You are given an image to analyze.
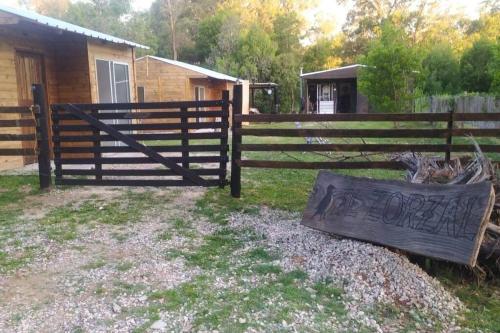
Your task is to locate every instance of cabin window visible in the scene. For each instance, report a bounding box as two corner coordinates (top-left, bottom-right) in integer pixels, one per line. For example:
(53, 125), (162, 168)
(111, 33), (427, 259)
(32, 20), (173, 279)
(96, 59), (131, 146)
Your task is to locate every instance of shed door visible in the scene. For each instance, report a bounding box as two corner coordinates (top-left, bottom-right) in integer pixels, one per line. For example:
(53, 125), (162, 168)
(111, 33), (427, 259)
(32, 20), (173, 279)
(96, 60), (131, 146)
(15, 51), (46, 164)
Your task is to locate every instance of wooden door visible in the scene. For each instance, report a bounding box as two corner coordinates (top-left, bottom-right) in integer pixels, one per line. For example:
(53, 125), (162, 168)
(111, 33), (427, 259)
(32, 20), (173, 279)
(15, 51), (46, 164)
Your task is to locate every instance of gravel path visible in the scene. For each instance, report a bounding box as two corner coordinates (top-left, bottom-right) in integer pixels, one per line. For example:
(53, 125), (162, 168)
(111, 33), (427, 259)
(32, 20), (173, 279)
(230, 208), (464, 332)
(0, 186), (212, 332)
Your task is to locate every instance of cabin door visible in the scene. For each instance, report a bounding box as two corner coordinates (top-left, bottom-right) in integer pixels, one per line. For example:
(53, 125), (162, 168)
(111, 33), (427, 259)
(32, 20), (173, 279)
(96, 60), (131, 147)
(194, 86), (206, 123)
(15, 51), (46, 164)
(317, 83), (335, 114)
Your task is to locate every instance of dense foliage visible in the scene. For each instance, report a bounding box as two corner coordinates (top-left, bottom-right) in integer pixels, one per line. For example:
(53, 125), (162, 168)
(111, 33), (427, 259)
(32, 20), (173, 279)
(24, 0), (500, 113)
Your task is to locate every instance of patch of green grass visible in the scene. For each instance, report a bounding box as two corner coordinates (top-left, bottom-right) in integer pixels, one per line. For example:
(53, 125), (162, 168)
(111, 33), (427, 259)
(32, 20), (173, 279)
(0, 248), (36, 273)
(157, 230), (172, 241)
(195, 187), (260, 225)
(113, 281), (146, 295)
(163, 248), (185, 260)
(116, 261), (134, 272)
(81, 258), (107, 270)
(39, 190), (167, 242)
(437, 272), (500, 333)
(245, 247), (277, 261)
(141, 269), (346, 332)
(0, 175), (40, 263)
(95, 283), (106, 295)
(184, 228), (244, 270)
(253, 264), (282, 275)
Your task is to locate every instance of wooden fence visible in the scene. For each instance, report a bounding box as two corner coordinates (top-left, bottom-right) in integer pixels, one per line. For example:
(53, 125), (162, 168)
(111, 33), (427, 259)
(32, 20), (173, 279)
(0, 84), (51, 189)
(51, 91), (230, 187)
(230, 86), (500, 197)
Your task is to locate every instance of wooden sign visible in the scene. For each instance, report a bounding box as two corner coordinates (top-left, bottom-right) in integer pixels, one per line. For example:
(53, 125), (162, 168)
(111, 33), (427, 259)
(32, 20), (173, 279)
(302, 171), (495, 266)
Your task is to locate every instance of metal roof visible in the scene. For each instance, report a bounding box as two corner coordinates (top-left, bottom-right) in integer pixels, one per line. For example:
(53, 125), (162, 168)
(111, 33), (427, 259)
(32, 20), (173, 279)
(0, 4), (148, 49)
(301, 64), (365, 80)
(139, 56), (239, 82)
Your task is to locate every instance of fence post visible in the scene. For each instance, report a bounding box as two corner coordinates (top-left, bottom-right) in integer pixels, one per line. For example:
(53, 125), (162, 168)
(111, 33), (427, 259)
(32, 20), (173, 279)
(445, 100), (455, 164)
(180, 106), (189, 183)
(231, 84), (243, 198)
(32, 84), (51, 190)
(219, 90), (230, 188)
(91, 108), (102, 181)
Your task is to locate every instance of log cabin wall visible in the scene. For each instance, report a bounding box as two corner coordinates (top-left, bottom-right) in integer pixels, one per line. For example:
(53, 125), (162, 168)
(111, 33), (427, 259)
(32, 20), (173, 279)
(0, 11), (140, 170)
(87, 40), (137, 104)
(135, 57), (236, 126)
(0, 17), (61, 170)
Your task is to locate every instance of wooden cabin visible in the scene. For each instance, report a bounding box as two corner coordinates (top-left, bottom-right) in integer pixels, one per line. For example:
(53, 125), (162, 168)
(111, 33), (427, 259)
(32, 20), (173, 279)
(135, 56), (249, 123)
(0, 5), (147, 170)
(301, 65), (370, 114)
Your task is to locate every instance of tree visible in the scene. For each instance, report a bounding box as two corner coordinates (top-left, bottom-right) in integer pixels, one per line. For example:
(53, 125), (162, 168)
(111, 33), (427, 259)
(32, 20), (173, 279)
(421, 44), (460, 95)
(22, 0), (69, 17)
(358, 23), (421, 113)
(235, 25), (277, 82)
(62, 0), (132, 36)
(157, 0), (188, 60)
(194, 11), (228, 64)
(460, 39), (495, 93)
(338, 0), (441, 62)
(490, 40), (500, 95)
(302, 37), (344, 73)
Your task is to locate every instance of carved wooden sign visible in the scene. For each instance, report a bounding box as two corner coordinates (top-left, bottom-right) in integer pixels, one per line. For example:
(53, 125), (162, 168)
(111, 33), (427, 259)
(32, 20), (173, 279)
(302, 171), (495, 266)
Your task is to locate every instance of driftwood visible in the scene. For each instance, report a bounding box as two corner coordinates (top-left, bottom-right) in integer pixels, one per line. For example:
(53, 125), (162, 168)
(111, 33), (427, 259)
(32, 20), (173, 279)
(393, 139), (500, 268)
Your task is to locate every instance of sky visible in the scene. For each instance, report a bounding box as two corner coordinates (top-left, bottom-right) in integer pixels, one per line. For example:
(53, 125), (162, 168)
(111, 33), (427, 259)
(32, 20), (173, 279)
(0, 0), (484, 26)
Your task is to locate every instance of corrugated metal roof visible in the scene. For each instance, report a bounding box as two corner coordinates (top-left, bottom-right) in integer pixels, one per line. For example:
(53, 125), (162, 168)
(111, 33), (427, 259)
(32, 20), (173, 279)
(0, 4), (148, 49)
(301, 64), (365, 80)
(139, 55), (239, 82)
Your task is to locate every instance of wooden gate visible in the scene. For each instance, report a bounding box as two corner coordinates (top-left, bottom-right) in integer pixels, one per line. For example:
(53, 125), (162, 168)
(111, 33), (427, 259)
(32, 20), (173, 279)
(51, 91), (230, 187)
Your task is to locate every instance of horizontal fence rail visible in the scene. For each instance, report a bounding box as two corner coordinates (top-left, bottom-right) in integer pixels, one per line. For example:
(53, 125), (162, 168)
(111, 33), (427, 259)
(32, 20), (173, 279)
(51, 91), (230, 188)
(0, 85), (52, 189)
(0, 106), (37, 156)
(230, 107), (500, 198)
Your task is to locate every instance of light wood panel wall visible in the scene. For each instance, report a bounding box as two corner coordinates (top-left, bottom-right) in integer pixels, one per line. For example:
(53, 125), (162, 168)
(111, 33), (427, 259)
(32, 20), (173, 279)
(87, 40), (137, 103)
(0, 14), (139, 169)
(0, 17), (61, 170)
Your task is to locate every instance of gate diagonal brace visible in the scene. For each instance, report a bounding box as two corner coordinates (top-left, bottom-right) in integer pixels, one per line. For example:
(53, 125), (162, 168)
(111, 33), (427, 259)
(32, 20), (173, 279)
(64, 104), (208, 186)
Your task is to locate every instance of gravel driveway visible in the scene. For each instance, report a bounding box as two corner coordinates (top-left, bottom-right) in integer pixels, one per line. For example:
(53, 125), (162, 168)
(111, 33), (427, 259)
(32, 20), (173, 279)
(0, 182), (466, 332)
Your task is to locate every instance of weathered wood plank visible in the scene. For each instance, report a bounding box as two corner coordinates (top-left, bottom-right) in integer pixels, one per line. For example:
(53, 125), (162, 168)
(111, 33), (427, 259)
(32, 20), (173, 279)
(0, 119), (36, 127)
(238, 160), (406, 170)
(56, 156), (226, 165)
(236, 128), (448, 138)
(0, 106), (32, 114)
(54, 121), (223, 132)
(54, 110), (227, 120)
(56, 178), (222, 187)
(0, 134), (36, 141)
(302, 171), (495, 266)
(56, 144), (228, 154)
(58, 168), (223, 177)
(238, 144), (500, 153)
(0, 148), (36, 156)
(54, 132), (224, 143)
(235, 113), (450, 123)
(51, 100), (224, 111)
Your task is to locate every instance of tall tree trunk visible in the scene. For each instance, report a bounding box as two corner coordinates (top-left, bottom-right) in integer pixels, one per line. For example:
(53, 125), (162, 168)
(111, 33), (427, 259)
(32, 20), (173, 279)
(166, 0), (178, 60)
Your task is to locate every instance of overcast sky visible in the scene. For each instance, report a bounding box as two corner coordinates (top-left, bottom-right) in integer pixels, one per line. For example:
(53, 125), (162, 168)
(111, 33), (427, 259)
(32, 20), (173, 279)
(1, 0), (484, 27)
